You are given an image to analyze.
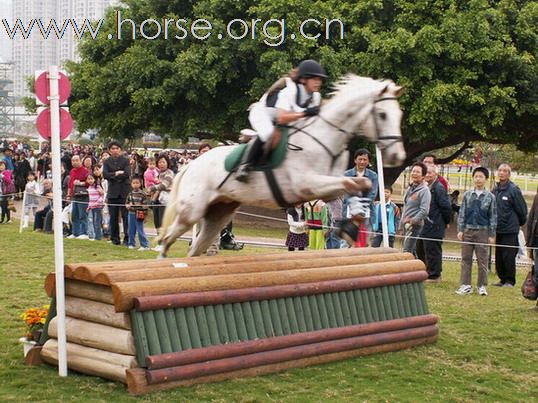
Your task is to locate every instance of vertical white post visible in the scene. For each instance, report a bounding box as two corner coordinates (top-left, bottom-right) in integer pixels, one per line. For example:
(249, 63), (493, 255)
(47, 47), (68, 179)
(375, 146), (389, 248)
(19, 190), (27, 233)
(48, 65), (67, 377)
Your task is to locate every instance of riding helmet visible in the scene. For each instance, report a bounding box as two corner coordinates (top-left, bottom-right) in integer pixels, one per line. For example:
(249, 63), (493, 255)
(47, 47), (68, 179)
(297, 60), (328, 79)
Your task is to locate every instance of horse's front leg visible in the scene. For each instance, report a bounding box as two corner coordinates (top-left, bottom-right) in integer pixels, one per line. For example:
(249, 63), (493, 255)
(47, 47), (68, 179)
(292, 174), (372, 201)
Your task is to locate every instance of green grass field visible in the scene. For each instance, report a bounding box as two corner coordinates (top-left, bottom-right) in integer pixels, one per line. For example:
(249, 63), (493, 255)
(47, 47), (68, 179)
(1, 221), (537, 402)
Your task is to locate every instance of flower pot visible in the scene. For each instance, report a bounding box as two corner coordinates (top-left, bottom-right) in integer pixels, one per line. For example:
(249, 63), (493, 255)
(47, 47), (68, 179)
(19, 337), (37, 357)
(32, 329), (43, 343)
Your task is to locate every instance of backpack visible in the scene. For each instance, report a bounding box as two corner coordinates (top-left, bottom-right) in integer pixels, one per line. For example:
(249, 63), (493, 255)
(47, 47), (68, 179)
(521, 266), (538, 300)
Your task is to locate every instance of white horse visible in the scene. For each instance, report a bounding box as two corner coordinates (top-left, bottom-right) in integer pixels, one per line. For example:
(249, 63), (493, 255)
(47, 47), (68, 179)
(158, 75), (406, 257)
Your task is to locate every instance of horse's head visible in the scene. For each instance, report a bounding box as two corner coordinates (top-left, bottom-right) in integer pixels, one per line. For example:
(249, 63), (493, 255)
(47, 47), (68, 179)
(324, 75), (406, 167)
(360, 81), (406, 167)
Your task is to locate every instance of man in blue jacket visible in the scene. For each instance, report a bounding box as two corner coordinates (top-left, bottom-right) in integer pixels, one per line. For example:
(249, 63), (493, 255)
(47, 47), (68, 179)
(492, 164), (528, 286)
(343, 149), (378, 246)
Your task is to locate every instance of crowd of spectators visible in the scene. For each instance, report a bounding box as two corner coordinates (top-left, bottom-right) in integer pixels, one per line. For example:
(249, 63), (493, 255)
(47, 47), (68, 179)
(0, 139), (203, 251)
(284, 152), (534, 299)
(1, 138), (536, 294)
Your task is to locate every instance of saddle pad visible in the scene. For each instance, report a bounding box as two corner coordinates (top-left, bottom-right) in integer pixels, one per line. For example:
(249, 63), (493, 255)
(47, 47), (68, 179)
(224, 128), (288, 172)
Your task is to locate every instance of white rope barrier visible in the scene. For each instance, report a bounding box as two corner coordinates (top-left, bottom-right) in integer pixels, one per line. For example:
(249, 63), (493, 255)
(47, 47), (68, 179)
(5, 190), (537, 254)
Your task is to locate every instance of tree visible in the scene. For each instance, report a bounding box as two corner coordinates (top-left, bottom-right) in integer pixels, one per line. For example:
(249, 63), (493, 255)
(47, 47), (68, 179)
(69, 0), (538, 181)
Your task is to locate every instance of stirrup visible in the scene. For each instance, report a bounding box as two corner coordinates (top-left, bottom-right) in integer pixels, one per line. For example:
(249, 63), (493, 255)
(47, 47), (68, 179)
(235, 164), (251, 182)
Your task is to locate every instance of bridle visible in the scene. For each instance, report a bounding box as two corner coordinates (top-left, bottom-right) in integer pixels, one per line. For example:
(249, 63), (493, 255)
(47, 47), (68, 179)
(287, 96), (403, 170)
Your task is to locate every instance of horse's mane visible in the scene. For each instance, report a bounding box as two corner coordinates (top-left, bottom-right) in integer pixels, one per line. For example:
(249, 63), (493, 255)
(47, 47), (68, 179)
(327, 74), (386, 104)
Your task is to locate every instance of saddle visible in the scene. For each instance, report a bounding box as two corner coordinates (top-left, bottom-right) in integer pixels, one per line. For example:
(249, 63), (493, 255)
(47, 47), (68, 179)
(224, 127), (289, 173)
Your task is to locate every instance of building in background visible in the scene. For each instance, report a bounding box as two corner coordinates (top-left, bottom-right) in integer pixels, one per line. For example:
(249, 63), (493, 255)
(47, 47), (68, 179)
(11, 0), (117, 98)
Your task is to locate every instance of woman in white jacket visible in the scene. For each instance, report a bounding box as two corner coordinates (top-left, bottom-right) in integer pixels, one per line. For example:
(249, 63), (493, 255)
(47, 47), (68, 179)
(286, 205), (308, 251)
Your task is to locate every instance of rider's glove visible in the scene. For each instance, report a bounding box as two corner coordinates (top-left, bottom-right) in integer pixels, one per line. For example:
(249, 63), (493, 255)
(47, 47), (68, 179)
(304, 106), (320, 117)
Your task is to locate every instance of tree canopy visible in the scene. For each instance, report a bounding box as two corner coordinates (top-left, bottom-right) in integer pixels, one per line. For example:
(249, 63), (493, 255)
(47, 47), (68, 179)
(69, 0), (538, 168)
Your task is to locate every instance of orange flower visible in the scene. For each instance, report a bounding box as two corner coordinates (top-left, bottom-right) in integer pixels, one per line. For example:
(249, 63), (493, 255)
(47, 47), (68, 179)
(21, 305), (49, 339)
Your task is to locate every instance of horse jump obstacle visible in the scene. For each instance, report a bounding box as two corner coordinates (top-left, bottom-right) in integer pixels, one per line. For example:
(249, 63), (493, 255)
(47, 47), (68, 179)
(39, 248), (439, 395)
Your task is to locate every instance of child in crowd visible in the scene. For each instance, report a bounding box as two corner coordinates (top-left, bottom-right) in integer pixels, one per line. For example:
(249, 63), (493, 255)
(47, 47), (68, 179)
(92, 164), (109, 238)
(23, 171), (40, 227)
(456, 167), (497, 296)
(286, 204), (308, 251)
(371, 186), (400, 248)
(125, 176), (150, 251)
(86, 174), (104, 241)
(304, 200), (329, 250)
(0, 160), (14, 223)
(143, 158), (160, 202)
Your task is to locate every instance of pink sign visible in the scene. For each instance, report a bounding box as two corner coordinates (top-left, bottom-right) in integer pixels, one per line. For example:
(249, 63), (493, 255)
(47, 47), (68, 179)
(35, 71), (72, 105)
(36, 108), (74, 141)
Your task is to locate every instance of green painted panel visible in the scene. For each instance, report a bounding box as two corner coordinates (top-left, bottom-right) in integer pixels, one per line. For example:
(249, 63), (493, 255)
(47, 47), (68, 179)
(331, 293), (345, 327)
(260, 300), (275, 337)
(132, 281), (432, 359)
(300, 295), (314, 331)
(316, 294), (330, 329)
(293, 296), (307, 333)
(277, 298), (291, 335)
(204, 305), (221, 345)
(251, 300), (267, 338)
(164, 309), (182, 351)
(380, 287), (393, 320)
(285, 297), (300, 334)
(308, 295), (323, 330)
(130, 309), (149, 367)
(359, 289), (374, 323)
(154, 310), (172, 353)
(406, 283), (419, 317)
(153, 309), (173, 353)
(185, 307), (202, 348)
(242, 302), (258, 339)
(268, 299), (284, 336)
(323, 293), (338, 328)
(142, 310), (162, 355)
(338, 292), (352, 326)
(400, 283), (412, 316)
(175, 308), (192, 349)
(345, 290), (361, 324)
(214, 304), (230, 343)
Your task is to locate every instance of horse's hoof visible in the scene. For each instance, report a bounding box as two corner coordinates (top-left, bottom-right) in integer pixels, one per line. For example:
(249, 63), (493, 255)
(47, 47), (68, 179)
(157, 253), (166, 260)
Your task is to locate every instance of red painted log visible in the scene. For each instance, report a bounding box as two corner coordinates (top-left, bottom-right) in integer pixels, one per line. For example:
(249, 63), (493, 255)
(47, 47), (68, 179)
(134, 271), (428, 311)
(147, 314), (438, 370)
(146, 324), (439, 384)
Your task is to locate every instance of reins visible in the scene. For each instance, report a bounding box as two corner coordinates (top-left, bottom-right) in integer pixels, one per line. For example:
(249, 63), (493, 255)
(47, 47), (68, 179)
(287, 95), (403, 171)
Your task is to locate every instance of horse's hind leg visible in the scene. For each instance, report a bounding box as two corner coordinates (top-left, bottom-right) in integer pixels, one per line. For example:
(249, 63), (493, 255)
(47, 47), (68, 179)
(188, 201), (240, 257)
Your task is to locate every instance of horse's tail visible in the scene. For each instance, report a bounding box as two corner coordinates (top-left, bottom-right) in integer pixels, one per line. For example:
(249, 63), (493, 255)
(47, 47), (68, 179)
(157, 167), (186, 244)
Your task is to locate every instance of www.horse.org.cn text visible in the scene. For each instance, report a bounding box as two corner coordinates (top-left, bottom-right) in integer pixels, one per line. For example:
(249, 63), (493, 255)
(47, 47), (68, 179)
(2, 10), (346, 47)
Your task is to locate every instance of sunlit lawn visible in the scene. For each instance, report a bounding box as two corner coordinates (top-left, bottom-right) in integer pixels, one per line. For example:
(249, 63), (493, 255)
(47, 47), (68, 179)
(1, 220), (537, 402)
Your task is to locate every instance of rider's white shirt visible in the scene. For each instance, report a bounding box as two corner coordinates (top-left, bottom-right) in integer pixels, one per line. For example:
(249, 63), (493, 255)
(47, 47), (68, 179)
(249, 78), (322, 141)
(274, 78), (321, 112)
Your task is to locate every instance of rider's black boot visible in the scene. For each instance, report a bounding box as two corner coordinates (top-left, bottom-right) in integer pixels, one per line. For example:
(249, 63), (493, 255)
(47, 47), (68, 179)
(235, 137), (264, 182)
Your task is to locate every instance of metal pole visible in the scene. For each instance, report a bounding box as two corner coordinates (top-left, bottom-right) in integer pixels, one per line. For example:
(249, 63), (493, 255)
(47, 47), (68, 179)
(48, 65), (67, 376)
(375, 146), (389, 247)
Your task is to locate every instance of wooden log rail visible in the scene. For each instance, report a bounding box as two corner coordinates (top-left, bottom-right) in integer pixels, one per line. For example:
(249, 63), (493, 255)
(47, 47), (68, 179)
(65, 247), (398, 282)
(127, 336), (437, 395)
(96, 252), (414, 286)
(146, 324), (438, 384)
(134, 271), (428, 311)
(146, 314), (437, 369)
(41, 339), (137, 383)
(113, 260), (425, 312)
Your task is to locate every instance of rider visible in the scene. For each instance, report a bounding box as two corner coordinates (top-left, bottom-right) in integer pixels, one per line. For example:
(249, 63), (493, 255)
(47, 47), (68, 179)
(235, 59), (328, 182)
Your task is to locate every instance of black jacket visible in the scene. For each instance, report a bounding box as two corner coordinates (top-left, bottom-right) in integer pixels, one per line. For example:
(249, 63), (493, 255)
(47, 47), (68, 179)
(421, 179), (452, 239)
(492, 180), (527, 234)
(525, 193), (538, 247)
(103, 156), (131, 200)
